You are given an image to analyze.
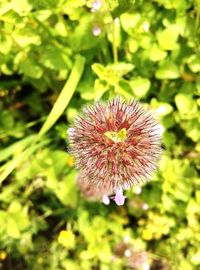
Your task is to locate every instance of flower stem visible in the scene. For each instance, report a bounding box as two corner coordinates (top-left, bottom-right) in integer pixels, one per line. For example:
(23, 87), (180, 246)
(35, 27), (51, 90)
(112, 18), (118, 63)
(195, 0), (200, 32)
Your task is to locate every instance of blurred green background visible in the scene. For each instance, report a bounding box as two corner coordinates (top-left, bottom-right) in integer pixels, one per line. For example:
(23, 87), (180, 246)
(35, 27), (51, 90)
(0, 0), (200, 269)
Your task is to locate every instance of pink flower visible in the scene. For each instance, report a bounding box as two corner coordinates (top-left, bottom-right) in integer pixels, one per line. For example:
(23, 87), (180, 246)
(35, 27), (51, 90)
(68, 97), (162, 205)
(92, 26), (101, 36)
(91, 0), (102, 12)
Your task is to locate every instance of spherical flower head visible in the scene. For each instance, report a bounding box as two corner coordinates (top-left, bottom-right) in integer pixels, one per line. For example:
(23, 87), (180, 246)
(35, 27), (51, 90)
(68, 97), (162, 205)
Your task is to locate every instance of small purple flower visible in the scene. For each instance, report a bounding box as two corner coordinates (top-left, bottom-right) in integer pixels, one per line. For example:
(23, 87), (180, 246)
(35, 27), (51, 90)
(91, 0), (102, 12)
(92, 26), (101, 36)
(110, 187), (126, 205)
(68, 97), (162, 205)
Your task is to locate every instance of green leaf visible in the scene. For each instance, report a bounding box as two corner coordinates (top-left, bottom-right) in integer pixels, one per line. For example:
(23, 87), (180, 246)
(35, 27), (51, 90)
(175, 93), (197, 114)
(6, 217), (21, 239)
(40, 46), (71, 70)
(185, 119), (200, 142)
(55, 171), (77, 207)
(11, 0), (32, 14)
(155, 61), (180, 79)
(108, 0), (135, 18)
(120, 12), (140, 35)
(191, 251), (200, 265)
(0, 138), (49, 184)
(97, 241), (112, 263)
(155, 104), (173, 116)
(68, 15), (99, 51)
(92, 62), (134, 86)
(149, 43), (167, 62)
(0, 9), (21, 24)
(0, 2), (14, 16)
(8, 201), (30, 231)
(130, 77), (151, 98)
(151, 98), (173, 116)
(12, 28), (41, 47)
(187, 54), (200, 73)
(110, 62), (135, 77)
(157, 25), (180, 51)
(0, 37), (12, 54)
(66, 107), (78, 123)
(20, 58), (43, 79)
(116, 79), (133, 98)
(33, 9), (52, 21)
(162, 131), (176, 148)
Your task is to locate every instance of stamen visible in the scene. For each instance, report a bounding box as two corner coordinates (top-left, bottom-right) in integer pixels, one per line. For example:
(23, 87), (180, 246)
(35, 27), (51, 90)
(104, 128), (127, 143)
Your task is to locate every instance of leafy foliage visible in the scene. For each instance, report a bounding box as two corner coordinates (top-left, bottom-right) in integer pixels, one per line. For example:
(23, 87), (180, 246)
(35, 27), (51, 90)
(0, 0), (200, 269)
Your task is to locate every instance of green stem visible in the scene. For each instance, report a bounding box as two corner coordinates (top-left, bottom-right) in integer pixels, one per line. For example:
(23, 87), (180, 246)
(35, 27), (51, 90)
(112, 19), (118, 63)
(195, 0), (200, 32)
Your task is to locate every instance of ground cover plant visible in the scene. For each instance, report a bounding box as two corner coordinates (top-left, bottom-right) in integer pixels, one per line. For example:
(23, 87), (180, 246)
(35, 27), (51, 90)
(0, 0), (200, 269)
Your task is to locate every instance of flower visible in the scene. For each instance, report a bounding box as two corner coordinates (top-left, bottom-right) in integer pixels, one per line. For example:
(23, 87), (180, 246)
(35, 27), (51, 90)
(92, 25), (101, 36)
(91, 0), (102, 12)
(68, 97), (162, 205)
(114, 241), (131, 258)
(127, 250), (150, 270)
(58, 230), (75, 249)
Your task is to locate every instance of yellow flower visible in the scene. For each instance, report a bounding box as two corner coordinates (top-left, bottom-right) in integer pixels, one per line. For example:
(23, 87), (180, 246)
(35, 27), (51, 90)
(142, 229), (153, 241)
(0, 251), (7, 260)
(58, 230), (75, 249)
(66, 155), (74, 167)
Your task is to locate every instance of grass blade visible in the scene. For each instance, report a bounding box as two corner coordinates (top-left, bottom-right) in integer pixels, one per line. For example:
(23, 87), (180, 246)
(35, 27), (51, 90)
(0, 139), (50, 184)
(38, 55), (85, 138)
(0, 134), (36, 163)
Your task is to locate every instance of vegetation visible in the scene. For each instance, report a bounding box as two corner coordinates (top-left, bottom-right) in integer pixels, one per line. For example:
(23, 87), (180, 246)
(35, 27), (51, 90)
(0, 0), (200, 269)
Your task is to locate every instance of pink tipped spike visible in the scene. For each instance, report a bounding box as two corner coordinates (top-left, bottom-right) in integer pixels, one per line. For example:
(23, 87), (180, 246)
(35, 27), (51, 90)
(102, 194), (110, 205)
(114, 188), (126, 206)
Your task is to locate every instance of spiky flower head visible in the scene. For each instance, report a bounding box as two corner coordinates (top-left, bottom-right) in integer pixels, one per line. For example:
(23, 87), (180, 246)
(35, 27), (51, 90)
(68, 97), (162, 205)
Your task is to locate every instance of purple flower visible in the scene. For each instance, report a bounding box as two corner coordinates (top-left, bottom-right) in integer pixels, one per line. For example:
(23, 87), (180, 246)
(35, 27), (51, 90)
(91, 0), (102, 12)
(68, 97), (162, 205)
(92, 26), (101, 36)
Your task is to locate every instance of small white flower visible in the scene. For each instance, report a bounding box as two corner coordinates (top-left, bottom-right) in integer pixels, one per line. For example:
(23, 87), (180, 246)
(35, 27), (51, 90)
(102, 194), (110, 205)
(143, 262), (150, 270)
(135, 186), (142, 194)
(91, 0), (102, 12)
(143, 22), (149, 32)
(124, 235), (130, 243)
(125, 249), (132, 257)
(92, 26), (101, 36)
(142, 203), (149, 210)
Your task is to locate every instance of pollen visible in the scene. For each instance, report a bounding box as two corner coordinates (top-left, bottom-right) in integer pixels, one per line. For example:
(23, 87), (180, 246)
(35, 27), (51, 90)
(104, 128), (127, 143)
